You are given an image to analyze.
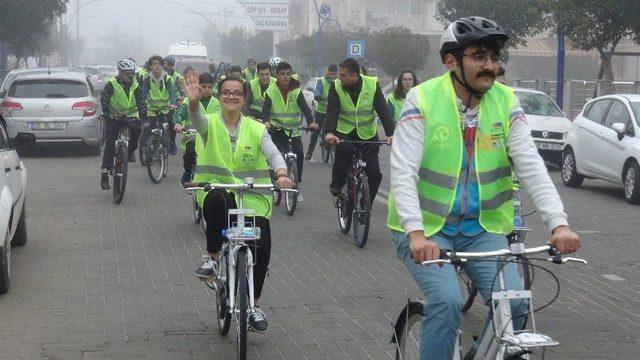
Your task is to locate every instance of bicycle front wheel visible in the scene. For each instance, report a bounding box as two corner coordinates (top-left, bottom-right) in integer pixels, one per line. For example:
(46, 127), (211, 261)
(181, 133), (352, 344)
(337, 190), (352, 234)
(393, 301), (424, 360)
(321, 141), (330, 163)
(284, 158), (298, 215)
(235, 249), (248, 360)
(139, 130), (149, 166)
(146, 135), (165, 184)
(458, 267), (478, 313)
(112, 145), (128, 204)
(215, 256), (231, 335)
(352, 175), (371, 248)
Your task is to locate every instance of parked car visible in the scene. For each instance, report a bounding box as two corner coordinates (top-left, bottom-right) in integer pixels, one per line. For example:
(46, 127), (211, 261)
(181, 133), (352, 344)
(79, 65), (107, 94)
(562, 94), (640, 204)
(0, 67), (76, 99)
(302, 77), (319, 111)
(0, 114), (29, 294)
(0, 71), (102, 154)
(514, 88), (572, 166)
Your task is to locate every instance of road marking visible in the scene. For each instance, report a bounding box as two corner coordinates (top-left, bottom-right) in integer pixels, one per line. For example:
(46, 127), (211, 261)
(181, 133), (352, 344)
(576, 230), (601, 234)
(375, 195), (387, 204)
(375, 188), (389, 204)
(602, 274), (626, 281)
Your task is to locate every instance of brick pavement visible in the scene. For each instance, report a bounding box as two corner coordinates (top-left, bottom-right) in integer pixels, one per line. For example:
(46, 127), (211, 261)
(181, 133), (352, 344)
(0, 140), (638, 359)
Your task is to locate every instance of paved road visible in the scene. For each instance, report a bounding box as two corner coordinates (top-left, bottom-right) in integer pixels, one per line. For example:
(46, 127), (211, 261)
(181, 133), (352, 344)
(0, 136), (638, 359)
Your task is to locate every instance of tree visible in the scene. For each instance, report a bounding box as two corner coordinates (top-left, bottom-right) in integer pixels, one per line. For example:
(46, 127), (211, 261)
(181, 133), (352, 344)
(547, 0), (640, 93)
(437, 0), (547, 47)
(371, 26), (428, 77)
(0, 0), (68, 67)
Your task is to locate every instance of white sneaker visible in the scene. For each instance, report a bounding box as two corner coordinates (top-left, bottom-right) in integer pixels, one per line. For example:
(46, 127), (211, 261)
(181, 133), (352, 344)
(194, 255), (218, 279)
(297, 190), (303, 202)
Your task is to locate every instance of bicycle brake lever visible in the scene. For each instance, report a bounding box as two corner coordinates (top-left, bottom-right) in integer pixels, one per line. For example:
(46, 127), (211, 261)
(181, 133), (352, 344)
(546, 257), (588, 265)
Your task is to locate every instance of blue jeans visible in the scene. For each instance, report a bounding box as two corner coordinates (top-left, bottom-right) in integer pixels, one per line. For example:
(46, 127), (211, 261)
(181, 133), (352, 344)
(391, 230), (528, 360)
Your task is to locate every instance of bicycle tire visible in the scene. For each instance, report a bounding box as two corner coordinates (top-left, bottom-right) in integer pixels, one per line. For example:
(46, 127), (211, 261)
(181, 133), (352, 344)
(393, 301), (424, 360)
(112, 145), (128, 204)
(352, 174), (371, 248)
(192, 194), (202, 224)
(146, 135), (165, 184)
(161, 129), (169, 178)
(337, 188), (352, 234)
(458, 267), (478, 313)
(284, 158), (298, 215)
(236, 249), (248, 360)
(321, 142), (330, 163)
(139, 130), (149, 166)
(216, 256), (231, 336)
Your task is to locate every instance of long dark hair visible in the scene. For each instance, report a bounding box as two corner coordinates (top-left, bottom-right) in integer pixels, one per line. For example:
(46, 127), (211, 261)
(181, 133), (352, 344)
(393, 69), (418, 100)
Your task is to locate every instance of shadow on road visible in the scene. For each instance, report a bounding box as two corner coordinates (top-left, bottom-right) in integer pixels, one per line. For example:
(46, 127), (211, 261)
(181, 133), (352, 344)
(16, 144), (101, 159)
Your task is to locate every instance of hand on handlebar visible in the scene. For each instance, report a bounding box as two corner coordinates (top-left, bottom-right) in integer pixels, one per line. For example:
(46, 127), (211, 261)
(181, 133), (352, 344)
(174, 124), (184, 133)
(263, 121), (271, 130)
(275, 176), (294, 189)
(308, 122), (320, 131)
(386, 136), (393, 146)
(548, 225), (581, 254)
(408, 231), (442, 265)
(325, 133), (339, 145)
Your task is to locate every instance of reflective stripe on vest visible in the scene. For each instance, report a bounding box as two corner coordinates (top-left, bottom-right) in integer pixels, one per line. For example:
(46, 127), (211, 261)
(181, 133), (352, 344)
(193, 113), (272, 218)
(387, 93), (404, 123)
(265, 84), (301, 129)
(387, 72), (515, 236)
(335, 75), (378, 139)
(249, 77), (275, 112)
(108, 77), (139, 119)
(315, 77), (330, 114)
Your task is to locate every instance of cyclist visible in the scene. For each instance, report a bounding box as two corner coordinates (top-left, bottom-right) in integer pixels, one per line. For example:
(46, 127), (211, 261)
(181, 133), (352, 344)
(386, 17), (582, 360)
(140, 55), (179, 155)
(186, 73), (294, 332)
(387, 69), (418, 124)
(174, 72), (220, 185)
(244, 61), (275, 119)
(262, 61), (318, 202)
(325, 58), (394, 206)
(99, 59), (147, 190)
(305, 64), (338, 160)
(243, 58), (257, 82)
(164, 55), (187, 102)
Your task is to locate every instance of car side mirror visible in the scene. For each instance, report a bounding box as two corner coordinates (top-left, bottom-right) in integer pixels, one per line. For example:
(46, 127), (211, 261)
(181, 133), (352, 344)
(612, 122), (626, 134)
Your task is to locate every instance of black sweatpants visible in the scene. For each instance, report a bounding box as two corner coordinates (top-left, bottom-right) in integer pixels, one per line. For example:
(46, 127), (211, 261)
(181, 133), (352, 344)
(203, 189), (271, 299)
(306, 111), (326, 157)
(329, 132), (382, 203)
(183, 140), (196, 171)
(270, 129), (305, 183)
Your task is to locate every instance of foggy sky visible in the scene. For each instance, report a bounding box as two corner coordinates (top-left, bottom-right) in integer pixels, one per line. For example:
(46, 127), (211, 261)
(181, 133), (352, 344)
(69, 0), (254, 64)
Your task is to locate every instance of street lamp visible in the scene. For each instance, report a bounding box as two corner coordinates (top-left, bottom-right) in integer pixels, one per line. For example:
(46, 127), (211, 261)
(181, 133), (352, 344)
(66, 0), (104, 41)
(312, 1), (343, 76)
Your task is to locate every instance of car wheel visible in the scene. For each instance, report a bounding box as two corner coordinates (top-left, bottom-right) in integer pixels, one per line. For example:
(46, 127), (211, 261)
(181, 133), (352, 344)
(0, 243), (10, 294)
(623, 161), (640, 204)
(562, 149), (584, 188)
(87, 143), (101, 156)
(11, 205), (27, 247)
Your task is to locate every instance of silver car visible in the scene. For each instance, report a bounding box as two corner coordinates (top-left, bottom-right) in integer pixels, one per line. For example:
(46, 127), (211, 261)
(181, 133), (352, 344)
(0, 71), (102, 154)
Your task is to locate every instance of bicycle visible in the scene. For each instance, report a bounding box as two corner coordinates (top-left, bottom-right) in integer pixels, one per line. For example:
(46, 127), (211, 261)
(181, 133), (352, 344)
(143, 116), (170, 184)
(181, 128), (202, 225)
(111, 117), (137, 204)
(335, 140), (387, 248)
(391, 244), (587, 360)
(185, 178), (296, 360)
(460, 180), (533, 314)
(270, 126), (313, 216)
(320, 128), (335, 164)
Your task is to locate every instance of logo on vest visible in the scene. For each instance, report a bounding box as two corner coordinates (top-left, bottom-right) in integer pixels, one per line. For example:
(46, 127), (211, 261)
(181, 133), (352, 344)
(431, 125), (452, 149)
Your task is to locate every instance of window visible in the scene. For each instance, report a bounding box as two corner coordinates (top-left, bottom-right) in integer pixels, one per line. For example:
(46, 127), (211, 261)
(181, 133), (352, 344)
(603, 101), (631, 129)
(584, 99), (611, 124)
(8, 79), (89, 99)
(515, 92), (563, 117)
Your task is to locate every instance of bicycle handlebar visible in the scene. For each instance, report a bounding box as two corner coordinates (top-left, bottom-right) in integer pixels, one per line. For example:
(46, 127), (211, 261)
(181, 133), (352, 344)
(420, 245), (587, 266)
(183, 181), (298, 194)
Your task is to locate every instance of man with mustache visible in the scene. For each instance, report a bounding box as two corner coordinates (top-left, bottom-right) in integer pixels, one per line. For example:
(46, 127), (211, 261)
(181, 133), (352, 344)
(387, 17), (581, 359)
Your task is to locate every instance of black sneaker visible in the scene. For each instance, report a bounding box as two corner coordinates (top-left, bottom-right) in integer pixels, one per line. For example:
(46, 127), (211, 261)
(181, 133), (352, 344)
(248, 307), (268, 333)
(100, 171), (110, 190)
(128, 153), (136, 163)
(304, 153), (312, 161)
(194, 255), (218, 279)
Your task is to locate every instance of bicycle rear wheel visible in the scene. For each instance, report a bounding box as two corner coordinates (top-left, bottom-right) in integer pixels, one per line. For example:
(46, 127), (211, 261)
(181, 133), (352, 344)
(337, 189), (352, 234)
(112, 145), (128, 204)
(235, 249), (248, 360)
(146, 135), (165, 183)
(284, 158), (298, 215)
(393, 301), (424, 360)
(352, 175), (371, 248)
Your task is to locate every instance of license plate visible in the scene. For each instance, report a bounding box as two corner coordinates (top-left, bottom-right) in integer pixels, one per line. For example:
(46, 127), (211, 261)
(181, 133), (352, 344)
(28, 122), (66, 130)
(535, 141), (563, 151)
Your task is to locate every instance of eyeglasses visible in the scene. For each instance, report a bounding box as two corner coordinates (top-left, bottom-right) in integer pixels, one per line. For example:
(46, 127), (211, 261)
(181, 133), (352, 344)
(220, 89), (244, 98)
(463, 53), (503, 65)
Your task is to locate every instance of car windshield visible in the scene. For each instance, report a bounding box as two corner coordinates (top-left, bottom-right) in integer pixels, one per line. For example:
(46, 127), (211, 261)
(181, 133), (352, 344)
(176, 61), (213, 75)
(82, 67), (101, 75)
(628, 102), (640, 122)
(515, 91), (563, 117)
(9, 79), (88, 98)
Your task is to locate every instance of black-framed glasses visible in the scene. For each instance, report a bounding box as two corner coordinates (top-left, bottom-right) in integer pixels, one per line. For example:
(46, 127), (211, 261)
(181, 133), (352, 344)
(463, 53), (503, 65)
(220, 89), (244, 98)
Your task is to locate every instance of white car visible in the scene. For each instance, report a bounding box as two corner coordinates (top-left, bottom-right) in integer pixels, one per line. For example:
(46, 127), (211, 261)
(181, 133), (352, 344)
(562, 94), (640, 204)
(514, 88), (572, 166)
(302, 77), (319, 112)
(0, 115), (29, 294)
